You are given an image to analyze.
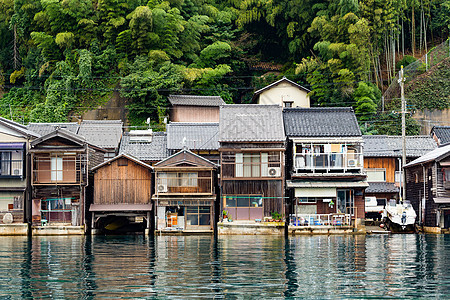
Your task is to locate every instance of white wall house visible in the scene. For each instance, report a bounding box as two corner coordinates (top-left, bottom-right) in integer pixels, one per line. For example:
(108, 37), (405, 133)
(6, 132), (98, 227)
(252, 77), (310, 108)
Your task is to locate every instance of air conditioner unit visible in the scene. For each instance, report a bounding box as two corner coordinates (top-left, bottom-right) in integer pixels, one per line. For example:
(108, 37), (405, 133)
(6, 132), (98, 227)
(347, 159), (357, 167)
(157, 184), (168, 193)
(13, 169), (21, 176)
(267, 167), (281, 177)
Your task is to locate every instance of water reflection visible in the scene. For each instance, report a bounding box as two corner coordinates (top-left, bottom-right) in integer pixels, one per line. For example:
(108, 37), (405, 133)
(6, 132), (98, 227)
(0, 234), (448, 298)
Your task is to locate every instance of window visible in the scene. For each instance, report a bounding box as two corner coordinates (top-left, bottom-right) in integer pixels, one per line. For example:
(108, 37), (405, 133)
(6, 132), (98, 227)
(186, 206), (210, 226)
(284, 101), (293, 108)
(297, 197), (318, 203)
(0, 150), (23, 176)
(51, 157), (63, 181)
(235, 153), (269, 178)
(225, 195), (263, 208)
(366, 169), (386, 182)
(159, 172), (198, 187)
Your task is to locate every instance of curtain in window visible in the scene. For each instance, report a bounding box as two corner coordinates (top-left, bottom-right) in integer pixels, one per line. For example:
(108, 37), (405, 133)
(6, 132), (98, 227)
(1, 152), (11, 175)
(235, 153), (243, 177)
(51, 157), (63, 181)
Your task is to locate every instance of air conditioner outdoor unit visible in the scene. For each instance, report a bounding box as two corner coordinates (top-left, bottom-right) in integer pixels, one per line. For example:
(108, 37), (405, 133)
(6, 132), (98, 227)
(267, 167), (281, 177)
(157, 184), (168, 193)
(13, 169), (21, 175)
(347, 159), (357, 167)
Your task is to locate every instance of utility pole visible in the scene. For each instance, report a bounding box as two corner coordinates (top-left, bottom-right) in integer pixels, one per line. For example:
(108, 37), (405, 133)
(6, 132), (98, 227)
(398, 66), (406, 202)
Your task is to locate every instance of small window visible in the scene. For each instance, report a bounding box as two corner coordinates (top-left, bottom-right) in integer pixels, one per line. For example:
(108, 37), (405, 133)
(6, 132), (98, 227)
(284, 101), (293, 108)
(366, 169), (386, 182)
(297, 197), (317, 203)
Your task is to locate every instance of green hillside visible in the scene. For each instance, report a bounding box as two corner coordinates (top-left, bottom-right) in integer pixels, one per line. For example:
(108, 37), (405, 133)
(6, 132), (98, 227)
(0, 0), (449, 131)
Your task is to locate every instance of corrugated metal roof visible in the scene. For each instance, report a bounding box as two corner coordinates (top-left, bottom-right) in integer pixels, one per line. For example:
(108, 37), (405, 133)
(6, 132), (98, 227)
(286, 180), (369, 188)
(219, 104), (285, 142)
(167, 122), (219, 150)
(78, 120), (123, 149)
(431, 126), (450, 145)
(283, 107), (361, 137)
(404, 143), (450, 168)
(27, 122), (79, 136)
(363, 135), (437, 158)
(366, 182), (399, 193)
(90, 204), (152, 211)
(119, 131), (169, 162)
(0, 117), (40, 138)
(168, 95), (225, 107)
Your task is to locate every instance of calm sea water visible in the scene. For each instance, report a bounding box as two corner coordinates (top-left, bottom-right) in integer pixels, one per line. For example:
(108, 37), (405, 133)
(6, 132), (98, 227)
(0, 234), (449, 299)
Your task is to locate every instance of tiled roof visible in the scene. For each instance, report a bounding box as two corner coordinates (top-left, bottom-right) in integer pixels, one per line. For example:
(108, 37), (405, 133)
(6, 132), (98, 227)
(431, 126), (450, 145)
(404, 143), (450, 168)
(92, 153), (153, 171)
(283, 107), (361, 137)
(168, 95), (225, 107)
(78, 120), (123, 149)
(167, 123), (219, 150)
(363, 135), (437, 158)
(366, 182), (399, 193)
(27, 122), (80, 136)
(119, 131), (169, 162)
(252, 77), (310, 101)
(219, 105), (285, 142)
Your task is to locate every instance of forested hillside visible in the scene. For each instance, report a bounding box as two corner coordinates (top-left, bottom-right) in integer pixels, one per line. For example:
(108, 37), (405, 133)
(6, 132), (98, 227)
(0, 0), (449, 132)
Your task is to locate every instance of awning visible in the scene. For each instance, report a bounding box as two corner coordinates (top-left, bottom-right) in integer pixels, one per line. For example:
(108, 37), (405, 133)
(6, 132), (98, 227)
(295, 187), (336, 198)
(433, 198), (450, 204)
(287, 180), (369, 188)
(0, 142), (25, 150)
(89, 204), (152, 212)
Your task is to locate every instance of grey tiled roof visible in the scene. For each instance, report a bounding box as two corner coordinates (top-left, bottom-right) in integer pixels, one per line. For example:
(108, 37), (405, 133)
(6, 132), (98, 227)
(283, 107), (361, 137)
(366, 182), (399, 193)
(78, 120), (123, 149)
(219, 105), (285, 142)
(119, 131), (169, 162)
(168, 95), (225, 107)
(431, 126), (450, 145)
(167, 123), (219, 150)
(27, 122), (80, 136)
(363, 135), (437, 158)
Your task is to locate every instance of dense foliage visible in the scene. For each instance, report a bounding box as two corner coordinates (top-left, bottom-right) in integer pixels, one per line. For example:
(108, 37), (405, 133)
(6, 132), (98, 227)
(0, 0), (448, 132)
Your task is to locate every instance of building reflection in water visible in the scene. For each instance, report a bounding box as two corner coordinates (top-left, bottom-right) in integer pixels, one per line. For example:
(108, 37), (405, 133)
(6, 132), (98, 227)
(0, 234), (447, 298)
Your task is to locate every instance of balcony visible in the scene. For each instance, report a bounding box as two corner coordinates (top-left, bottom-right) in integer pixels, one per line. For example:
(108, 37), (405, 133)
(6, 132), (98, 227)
(293, 152), (363, 174)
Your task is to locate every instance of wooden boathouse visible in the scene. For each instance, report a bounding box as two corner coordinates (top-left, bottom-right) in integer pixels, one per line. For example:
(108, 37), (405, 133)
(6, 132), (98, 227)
(90, 153), (153, 234)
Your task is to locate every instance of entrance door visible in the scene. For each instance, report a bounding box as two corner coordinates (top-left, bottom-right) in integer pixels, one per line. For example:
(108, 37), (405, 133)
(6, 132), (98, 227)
(337, 190), (353, 215)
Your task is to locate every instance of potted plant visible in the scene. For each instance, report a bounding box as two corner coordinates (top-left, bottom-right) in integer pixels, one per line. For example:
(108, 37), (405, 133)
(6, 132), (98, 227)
(222, 210), (228, 222)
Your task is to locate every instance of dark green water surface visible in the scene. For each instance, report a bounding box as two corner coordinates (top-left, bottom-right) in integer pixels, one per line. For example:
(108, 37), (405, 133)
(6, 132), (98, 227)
(0, 234), (449, 299)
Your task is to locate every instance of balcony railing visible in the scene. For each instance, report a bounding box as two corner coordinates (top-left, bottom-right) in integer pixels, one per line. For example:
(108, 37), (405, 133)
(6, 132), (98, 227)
(294, 152), (363, 173)
(289, 213), (351, 226)
(0, 159), (24, 177)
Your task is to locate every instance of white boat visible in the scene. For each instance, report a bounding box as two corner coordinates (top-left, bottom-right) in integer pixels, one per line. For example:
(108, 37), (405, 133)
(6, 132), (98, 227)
(384, 200), (417, 232)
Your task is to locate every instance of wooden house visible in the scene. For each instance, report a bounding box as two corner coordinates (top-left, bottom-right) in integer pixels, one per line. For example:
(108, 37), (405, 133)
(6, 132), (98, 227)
(152, 148), (218, 232)
(404, 144), (450, 232)
(0, 118), (39, 225)
(168, 95), (225, 123)
(252, 77), (310, 108)
(167, 122), (220, 164)
(29, 128), (105, 228)
(283, 108), (367, 227)
(430, 126), (450, 146)
(90, 154), (153, 234)
(363, 135), (437, 209)
(219, 105), (285, 222)
(119, 130), (169, 165)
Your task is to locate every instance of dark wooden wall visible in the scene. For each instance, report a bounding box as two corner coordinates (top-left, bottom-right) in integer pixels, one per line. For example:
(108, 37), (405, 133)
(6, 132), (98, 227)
(221, 179), (284, 216)
(94, 158), (152, 205)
